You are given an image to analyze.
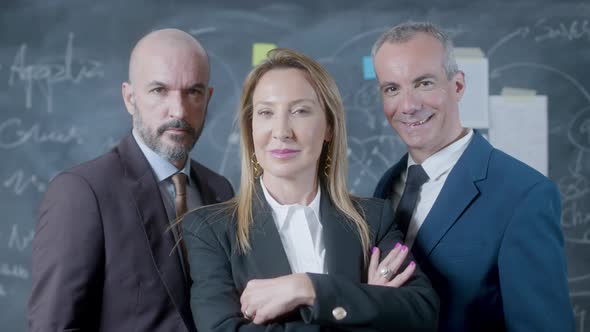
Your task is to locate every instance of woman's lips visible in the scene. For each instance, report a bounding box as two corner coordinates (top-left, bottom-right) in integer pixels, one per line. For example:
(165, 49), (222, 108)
(270, 149), (299, 159)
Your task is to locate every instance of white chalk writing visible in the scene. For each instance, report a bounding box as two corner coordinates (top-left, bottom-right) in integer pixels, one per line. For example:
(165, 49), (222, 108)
(559, 173), (590, 204)
(487, 27), (530, 58)
(0, 263), (29, 280)
(489, 19), (590, 59)
(562, 201), (590, 229)
(8, 224), (34, 252)
(535, 19), (590, 42)
(3, 169), (46, 195)
(8, 32), (103, 113)
(0, 118), (84, 149)
(189, 27), (217, 36)
(562, 202), (590, 245)
(569, 109), (590, 152)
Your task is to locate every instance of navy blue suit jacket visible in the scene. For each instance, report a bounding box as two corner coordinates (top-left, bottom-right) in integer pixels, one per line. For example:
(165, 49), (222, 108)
(374, 131), (574, 332)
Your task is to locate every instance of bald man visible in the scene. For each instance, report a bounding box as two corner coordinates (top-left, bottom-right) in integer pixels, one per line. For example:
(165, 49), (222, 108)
(28, 29), (234, 332)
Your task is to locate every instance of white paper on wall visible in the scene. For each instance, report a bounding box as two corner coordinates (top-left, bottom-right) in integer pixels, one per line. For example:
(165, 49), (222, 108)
(489, 95), (548, 176)
(456, 48), (489, 128)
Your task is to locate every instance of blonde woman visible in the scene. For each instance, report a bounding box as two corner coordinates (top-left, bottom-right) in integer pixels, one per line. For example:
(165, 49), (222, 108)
(182, 48), (438, 331)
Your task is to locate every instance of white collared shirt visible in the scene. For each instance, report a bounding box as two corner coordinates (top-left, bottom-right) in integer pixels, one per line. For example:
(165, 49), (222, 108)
(260, 178), (327, 274)
(393, 129), (474, 249)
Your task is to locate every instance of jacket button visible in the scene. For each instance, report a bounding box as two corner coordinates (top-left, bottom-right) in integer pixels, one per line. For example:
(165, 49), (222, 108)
(332, 307), (347, 321)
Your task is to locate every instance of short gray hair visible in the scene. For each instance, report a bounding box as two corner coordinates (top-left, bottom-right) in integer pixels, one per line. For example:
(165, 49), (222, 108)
(371, 22), (459, 79)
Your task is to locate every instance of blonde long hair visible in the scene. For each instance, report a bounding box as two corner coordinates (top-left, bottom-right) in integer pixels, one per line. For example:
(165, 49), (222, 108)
(232, 48), (370, 260)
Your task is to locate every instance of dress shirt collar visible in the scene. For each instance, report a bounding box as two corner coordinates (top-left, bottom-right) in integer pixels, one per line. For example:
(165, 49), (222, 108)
(132, 130), (192, 184)
(407, 129), (474, 181)
(259, 177), (321, 230)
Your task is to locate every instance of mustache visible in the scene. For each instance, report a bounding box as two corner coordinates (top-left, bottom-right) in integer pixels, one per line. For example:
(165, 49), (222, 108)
(157, 119), (196, 136)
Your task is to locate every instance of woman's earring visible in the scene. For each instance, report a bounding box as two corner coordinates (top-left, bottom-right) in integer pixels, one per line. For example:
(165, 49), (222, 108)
(323, 145), (332, 177)
(251, 153), (263, 177)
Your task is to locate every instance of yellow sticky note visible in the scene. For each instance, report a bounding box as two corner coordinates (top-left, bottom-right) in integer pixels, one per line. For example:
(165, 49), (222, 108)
(252, 43), (277, 66)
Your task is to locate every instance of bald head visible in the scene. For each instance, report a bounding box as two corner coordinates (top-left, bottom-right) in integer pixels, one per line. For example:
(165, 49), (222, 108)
(128, 28), (210, 84)
(122, 28), (214, 169)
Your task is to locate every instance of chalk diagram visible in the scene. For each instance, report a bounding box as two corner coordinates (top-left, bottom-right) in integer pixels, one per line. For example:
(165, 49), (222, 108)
(317, 28), (408, 195)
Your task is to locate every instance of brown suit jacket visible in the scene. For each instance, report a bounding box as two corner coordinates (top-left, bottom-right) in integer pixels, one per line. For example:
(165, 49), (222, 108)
(28, 134), (234, 332)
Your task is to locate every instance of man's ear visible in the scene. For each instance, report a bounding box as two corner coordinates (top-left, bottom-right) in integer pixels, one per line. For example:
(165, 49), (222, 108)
(452, 71), (466, 102)
(207, 87), (214, 106)
(122, 82), (135, 115)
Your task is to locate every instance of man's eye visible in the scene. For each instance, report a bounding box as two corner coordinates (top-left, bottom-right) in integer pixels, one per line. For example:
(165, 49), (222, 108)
(418, 80), (434, 88)
(188, 88), (203, 96)
(151, 87), (165, 94)
(383, 86), (399, 94)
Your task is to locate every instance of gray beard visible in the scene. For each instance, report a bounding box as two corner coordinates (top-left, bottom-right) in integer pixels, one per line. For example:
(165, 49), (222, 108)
(134, 111), (203, 164)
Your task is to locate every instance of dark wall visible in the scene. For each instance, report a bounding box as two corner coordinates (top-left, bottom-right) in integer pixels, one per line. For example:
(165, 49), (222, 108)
(1, 0), (589, 330)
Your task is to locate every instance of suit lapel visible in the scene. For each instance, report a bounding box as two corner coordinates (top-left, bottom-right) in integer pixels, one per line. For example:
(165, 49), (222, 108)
(321, 195), (363, 280)
(412, 166), (479, 262)
(247, 183), (293, 277)
(118, 135), (191, 327)
(413, 131), (491, 261)
(376, 155), (408, 200)
(190, 162), (217, 205)
(245, 183), (365, 280)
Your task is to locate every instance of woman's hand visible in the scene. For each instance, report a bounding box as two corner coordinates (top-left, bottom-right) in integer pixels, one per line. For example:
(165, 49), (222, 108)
(240, 273), (315, 324)
(368, 243), (416, 287)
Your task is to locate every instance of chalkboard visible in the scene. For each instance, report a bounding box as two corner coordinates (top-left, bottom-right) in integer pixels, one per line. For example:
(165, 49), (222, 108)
(1, 0), (589, 330)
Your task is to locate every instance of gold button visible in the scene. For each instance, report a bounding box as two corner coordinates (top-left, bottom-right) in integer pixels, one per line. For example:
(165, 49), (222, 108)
(332, 306), (347, 321)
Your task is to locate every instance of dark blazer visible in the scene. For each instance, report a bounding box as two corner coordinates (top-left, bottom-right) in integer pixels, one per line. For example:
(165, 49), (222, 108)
(28, 134), (234, 332)
(374, 131), (574, 332)
(182, 183), (439, 332)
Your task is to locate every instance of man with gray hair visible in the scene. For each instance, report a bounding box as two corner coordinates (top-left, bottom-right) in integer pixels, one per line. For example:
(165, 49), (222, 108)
(373, 21), (574, 331)
(28, 29), (234, 331)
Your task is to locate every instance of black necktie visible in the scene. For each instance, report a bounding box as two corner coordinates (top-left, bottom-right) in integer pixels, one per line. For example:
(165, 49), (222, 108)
(395, 165), (429, 238)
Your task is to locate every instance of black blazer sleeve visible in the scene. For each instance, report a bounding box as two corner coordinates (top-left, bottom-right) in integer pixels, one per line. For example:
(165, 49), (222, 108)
(300, 199), (438, 331)
(183, 211), (319, 332)
(28, 172), (104, 331)
(184, 200), (438, 332)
